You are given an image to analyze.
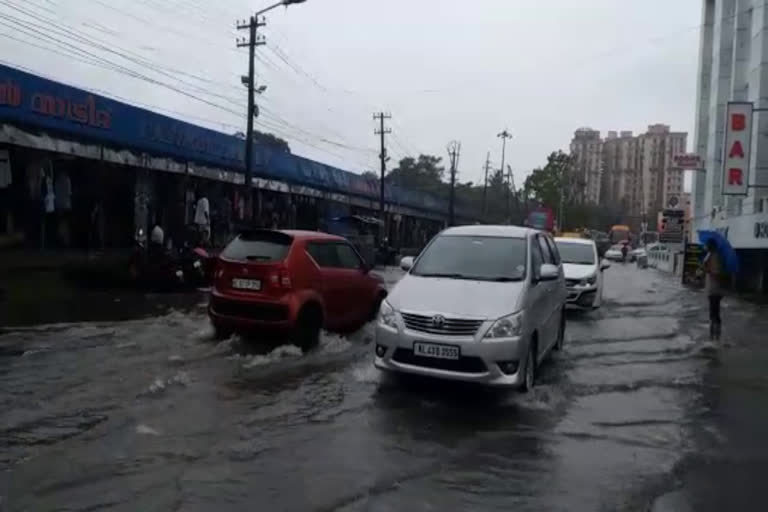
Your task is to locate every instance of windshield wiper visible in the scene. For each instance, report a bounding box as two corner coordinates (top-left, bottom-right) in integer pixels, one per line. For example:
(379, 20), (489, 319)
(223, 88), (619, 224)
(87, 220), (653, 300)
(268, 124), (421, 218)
(485, 276), (522, 282)
(415, 272), (470, 279)
(245, 255), (272, 261)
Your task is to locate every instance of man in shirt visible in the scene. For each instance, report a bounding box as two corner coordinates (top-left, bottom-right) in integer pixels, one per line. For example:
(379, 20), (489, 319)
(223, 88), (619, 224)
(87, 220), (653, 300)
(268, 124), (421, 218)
(194, 190), (210, 247)
(703, 239), (724, 340)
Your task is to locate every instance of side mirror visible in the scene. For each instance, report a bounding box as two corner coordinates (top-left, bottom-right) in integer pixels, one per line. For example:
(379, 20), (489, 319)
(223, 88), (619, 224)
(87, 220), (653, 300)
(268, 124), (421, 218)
(600, 260), (611, 271)
(400, 256), (414, 271)
(538, 263), (559, 281)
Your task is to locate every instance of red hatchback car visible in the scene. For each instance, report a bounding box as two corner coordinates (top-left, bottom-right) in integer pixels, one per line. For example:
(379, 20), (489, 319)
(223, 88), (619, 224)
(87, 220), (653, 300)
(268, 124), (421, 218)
(209, 229), (387, 347)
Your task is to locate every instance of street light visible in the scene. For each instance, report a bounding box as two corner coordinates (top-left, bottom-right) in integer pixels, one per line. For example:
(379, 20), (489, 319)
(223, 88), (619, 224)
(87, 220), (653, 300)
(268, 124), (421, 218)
(255, 0), (307, 17)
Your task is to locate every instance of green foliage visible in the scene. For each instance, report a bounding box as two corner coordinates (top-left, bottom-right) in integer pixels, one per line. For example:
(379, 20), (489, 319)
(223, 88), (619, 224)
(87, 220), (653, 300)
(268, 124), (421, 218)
(234, 130), (291, 153)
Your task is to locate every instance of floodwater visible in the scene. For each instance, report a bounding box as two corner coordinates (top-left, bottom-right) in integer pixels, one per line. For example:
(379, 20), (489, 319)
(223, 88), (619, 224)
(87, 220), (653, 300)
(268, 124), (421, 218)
(0, 265), (763, 511)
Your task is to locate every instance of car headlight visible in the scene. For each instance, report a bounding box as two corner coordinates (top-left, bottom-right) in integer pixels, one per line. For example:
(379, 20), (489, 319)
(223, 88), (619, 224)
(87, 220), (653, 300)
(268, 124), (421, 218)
(484, 311), (524, 340)
(580, 274), (597, 286)
(378, 300), (398, 329)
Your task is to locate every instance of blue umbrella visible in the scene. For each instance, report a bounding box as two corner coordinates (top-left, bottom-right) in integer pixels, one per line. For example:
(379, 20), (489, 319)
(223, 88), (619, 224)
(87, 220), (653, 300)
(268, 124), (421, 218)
(697, 230), (739, 274)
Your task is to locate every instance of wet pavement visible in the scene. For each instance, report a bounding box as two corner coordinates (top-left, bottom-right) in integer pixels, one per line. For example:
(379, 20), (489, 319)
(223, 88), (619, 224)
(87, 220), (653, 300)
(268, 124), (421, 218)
(1, 265), (766, 511)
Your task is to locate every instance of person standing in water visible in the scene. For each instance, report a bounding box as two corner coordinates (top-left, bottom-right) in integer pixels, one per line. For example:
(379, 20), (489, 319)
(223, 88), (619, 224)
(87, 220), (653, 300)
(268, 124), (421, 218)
(702, 239), (724, 340)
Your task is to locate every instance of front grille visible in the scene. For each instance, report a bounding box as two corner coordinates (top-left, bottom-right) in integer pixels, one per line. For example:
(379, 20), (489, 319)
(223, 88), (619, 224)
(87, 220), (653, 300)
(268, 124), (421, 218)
(210, 296), (289, 322)
(401, 312), (483, 336)
(392, 348), (487, 373)
(566, 278), (580, 288)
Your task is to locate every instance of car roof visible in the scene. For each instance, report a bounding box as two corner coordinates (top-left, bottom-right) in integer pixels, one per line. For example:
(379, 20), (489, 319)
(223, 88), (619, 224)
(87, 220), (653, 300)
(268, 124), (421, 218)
(554, 237), (595, 246)
(440, 224), (537, 238)
(280, 230), (345, 241)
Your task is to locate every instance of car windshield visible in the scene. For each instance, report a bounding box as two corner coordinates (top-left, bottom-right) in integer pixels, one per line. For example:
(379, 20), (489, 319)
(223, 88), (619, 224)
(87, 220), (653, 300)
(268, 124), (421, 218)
(410, 235), (527, 281)
(556, 241), (596, 265)
(220, 231), (293, 262)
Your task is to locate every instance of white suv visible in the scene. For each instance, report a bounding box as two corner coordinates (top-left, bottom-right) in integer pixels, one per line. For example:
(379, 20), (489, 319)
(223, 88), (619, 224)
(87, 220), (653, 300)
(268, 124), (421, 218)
(374, 225), (567, 391)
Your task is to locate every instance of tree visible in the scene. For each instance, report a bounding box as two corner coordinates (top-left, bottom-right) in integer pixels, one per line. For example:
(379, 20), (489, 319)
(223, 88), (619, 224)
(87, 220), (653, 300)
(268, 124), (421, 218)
(361, 171), (378, 180)
(387, 155), (445, 195)
(523, 150), (571, 209)
(233, 130), (291, 153)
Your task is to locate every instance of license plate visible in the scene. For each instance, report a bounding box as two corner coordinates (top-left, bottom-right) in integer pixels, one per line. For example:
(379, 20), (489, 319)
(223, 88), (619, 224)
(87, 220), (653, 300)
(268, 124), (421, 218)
(413, 342), (460, 360)
(232, 278), (261, 291)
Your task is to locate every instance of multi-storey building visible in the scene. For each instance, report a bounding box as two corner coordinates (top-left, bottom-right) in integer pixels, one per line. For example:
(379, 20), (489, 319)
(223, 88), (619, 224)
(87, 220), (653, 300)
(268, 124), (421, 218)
(570, 126), (687, 230)
(569, 128), (602, 204)
(601, 131), (643, 217)
(638, 124), (688, 223)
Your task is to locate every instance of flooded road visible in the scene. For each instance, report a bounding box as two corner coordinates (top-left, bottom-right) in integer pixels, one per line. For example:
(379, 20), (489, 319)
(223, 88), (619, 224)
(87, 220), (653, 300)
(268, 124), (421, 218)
(0, 265), (761, 511)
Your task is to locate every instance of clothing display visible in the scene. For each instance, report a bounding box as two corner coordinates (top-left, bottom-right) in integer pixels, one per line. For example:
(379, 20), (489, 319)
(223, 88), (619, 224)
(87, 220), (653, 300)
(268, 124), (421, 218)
(0, 150), (11, 188)
(54, 171), (72, 211)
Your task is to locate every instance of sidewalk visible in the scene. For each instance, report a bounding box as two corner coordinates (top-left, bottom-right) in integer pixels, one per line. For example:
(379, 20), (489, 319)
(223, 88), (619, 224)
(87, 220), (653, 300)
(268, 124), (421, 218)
(652, 293), (768, 511)
(0, 248), (130, 274)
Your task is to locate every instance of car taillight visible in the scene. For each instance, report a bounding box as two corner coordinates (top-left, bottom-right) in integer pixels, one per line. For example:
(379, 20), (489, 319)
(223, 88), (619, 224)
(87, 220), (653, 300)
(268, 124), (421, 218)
(268, 267), (292, 289)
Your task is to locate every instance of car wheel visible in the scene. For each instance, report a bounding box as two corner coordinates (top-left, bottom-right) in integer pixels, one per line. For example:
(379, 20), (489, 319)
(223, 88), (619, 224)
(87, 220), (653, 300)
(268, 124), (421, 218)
(520, 340), (537, 393)
(554, 310), (566, 351)
(295, 306), (322, 351)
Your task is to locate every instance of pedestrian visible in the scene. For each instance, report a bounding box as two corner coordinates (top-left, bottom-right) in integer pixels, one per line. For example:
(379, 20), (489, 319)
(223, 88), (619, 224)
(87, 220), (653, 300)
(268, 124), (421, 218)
(193, 188), (211, 247)
(702, 239), (724, 340)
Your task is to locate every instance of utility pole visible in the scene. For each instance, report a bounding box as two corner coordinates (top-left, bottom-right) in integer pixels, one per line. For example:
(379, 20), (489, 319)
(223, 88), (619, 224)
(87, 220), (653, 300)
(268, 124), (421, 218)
(482, 152), (491, 218)
(506, 164), (515, 223)
(374, 112), (392, 235)
(237, 15), (266, 221)
(498, 129), (513, 222)
(558, 155), (570, 232)
(235, 1), (307, 222)
(447, 141), (461, 226)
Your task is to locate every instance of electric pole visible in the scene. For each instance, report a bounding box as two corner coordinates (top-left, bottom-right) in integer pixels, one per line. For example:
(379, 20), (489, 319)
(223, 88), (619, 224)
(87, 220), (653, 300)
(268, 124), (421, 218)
(447, 141), (461, 226)
(235, 1), (308, 222)
(498, 129), (513, 222)
(237, 15), (266, 221)
(374, 112), (392, 235)
(506, 164), (515, 223)
(482, 152), (491, 219)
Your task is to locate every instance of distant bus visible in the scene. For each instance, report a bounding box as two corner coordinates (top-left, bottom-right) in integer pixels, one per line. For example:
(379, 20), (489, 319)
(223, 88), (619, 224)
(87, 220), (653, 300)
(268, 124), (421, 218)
(609, 224), (631, 244)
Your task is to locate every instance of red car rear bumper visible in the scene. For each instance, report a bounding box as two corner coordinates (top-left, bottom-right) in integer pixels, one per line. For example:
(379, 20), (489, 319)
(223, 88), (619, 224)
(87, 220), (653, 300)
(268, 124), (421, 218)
(208, 290), (296, 332)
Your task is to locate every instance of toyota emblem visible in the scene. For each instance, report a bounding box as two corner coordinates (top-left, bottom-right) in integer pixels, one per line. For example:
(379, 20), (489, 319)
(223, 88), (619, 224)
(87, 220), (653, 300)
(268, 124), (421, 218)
(432, 315), (445, 328)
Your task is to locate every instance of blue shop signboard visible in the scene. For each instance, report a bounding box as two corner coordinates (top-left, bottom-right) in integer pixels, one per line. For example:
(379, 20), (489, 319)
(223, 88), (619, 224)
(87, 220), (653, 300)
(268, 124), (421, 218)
(0, 64), (244, 169)
(0, 63), (457, 216)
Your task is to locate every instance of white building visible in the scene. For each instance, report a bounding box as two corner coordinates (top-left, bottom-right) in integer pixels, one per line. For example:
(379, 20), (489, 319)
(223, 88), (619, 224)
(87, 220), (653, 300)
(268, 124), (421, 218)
(692, 0), (768, 291)
(577, 126), (687, 232)
(569, 128), (602, 204)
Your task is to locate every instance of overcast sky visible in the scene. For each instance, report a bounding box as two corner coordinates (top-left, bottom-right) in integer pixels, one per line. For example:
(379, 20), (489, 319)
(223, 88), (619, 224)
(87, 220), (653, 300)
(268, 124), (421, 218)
(0, 0), (701, 189)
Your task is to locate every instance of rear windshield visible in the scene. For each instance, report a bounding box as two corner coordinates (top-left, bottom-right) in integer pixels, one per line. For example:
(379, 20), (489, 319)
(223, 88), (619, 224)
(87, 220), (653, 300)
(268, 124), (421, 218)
(555, 241), (596, 265)
(220, 231), (293, 262)
(411, 235), (527, 281)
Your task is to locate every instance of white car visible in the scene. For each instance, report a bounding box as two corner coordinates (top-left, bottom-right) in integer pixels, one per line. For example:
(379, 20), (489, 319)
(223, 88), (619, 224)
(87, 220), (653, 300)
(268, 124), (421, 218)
(604, 244), (625, 262)
(555, 237), (609, 309)
(374, 225), (568, 391)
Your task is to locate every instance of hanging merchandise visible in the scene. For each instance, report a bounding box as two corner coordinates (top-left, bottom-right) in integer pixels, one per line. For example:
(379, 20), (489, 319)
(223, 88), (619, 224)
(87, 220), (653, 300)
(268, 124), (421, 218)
(43, 167), (55, 214)
(54, 170), (72, 211)
(0, 150), (11, 188)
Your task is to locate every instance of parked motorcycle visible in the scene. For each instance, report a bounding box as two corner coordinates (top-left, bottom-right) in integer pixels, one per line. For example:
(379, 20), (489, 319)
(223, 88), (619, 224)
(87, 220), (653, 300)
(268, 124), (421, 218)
(127, 228), (186, 290)
(175, 242), (213, 288)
